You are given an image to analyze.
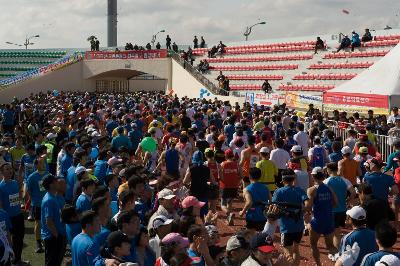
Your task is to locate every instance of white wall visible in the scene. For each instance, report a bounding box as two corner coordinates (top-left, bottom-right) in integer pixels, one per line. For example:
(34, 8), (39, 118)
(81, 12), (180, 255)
(171, 60), (205, 98)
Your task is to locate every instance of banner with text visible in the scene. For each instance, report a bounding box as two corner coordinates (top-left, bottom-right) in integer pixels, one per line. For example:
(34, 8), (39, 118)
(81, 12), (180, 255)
(284, 92), (323, 110)
(245, 92), (283, 106)
(323, 92), (389, 115)
(85, 49), (168, 60)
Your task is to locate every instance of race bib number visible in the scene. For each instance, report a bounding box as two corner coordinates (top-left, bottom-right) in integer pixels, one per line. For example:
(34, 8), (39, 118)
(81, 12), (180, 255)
(250, 155), (259, 168)
(39, 180), (45, 192)
(9, 193), (20, 207)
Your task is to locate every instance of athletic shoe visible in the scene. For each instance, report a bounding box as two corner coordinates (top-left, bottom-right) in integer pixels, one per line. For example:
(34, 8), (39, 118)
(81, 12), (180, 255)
(227, 213), (235, 226)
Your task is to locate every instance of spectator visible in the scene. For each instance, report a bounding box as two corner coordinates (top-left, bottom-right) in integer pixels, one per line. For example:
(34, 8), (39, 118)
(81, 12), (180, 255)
(193, 36), (199, 48)
(387, 107), (400, 125)
(146, 43), (152, 50)
(351, 31), (361, 51)
(361, 28), (373, 42)
(336, 35), (351, 53)
(166, 35), (172, 50)
(220, 235), (249, 266)
(314, 37), (325, 54)
(172, 42), (178, 53)
(200, 36), (206, 48)
(262, 80), (272, 94)
(156, 42), (161, 50)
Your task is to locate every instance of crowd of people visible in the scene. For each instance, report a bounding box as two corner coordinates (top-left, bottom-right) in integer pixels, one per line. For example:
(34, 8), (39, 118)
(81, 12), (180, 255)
(0, 91), (399, 266)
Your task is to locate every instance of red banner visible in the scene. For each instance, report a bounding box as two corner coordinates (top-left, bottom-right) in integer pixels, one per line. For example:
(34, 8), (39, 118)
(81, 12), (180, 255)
(85, 49), (168, 60)
(323, 92), (389, 109)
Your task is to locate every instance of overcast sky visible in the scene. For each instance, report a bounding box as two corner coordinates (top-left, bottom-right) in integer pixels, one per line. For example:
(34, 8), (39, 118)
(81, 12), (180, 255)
(1, 0), (400, 49)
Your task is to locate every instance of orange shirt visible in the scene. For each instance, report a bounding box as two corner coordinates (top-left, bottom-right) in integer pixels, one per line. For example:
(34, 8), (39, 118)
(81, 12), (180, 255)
(242, 148), (260, 178)
(340, 158), (359, 185)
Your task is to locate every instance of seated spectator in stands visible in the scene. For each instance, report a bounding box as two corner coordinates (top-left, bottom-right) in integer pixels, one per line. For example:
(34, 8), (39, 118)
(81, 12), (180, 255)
(351, 31), (361, 51)
(216, 71), (226, 88)
(201, 59), (209, 73)
(362, 28), (373, 42)
(133, 44), (139, 50)
(172, 42), (179, 53)
(187, 47), (195, 65)
(125, 43), (131, 50)
(336, 35), (351, 52)
(146, 43), (152, 50)
(314, 37), (325, 54)
(200, 36), (206, 48)
(208, 46), (218, 58)
(216, 41), (226, 56)
(156, 42), (161, 49)
(262, 80), (272, 94)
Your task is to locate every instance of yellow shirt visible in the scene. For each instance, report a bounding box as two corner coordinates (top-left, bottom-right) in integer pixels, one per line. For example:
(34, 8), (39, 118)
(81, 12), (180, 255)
(118, 182), (129, 195)
(256, 159), (278, 191)
(9, 147), (26, 163)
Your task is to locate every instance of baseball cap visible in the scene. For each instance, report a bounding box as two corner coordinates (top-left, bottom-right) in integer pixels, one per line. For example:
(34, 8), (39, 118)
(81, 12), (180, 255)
(250, 232), (276, 253)
(346, 206), (366, 220)
(341, 146), (352, 155)
(290, 145), (302, 153)
(375, 254), (400, 265)
(108, 156), (123, 166)
(311, 167), (323, 175)
(224, 149), (234, 158)
(226, 235), (246, 251)
(107, 231), (130, 250)
(181, 196), (205, 209)
(218, 135), (225, 141)
(152, 215), (174, 229)
(359, 147), (368, 154)
(234, 122), (242, 128)
(192, 150), (203, 165)
(46, 133), (57, 140)
(75, 166), (87, 175)
(260, 147), (270, 153)
(158, 188), (176, 200)
(205, 225), (219, 237)
(162, 233), (189, 248)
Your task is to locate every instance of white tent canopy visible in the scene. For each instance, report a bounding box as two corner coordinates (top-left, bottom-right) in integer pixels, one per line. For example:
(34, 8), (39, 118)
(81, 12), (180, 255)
(328, 43), (400, 96)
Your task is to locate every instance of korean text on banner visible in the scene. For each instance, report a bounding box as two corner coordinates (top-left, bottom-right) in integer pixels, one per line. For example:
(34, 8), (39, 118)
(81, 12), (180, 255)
(85, 50), (168, 60)
(285, 92), (322, 109)
(245, 93), (281, 106)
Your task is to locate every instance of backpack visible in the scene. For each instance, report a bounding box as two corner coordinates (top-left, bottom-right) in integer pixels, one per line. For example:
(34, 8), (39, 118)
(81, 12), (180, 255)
(312, 146), (325, 168)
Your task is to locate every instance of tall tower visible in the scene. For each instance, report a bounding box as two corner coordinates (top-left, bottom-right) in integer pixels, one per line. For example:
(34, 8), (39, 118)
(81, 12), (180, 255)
(107, 0), (117, 47)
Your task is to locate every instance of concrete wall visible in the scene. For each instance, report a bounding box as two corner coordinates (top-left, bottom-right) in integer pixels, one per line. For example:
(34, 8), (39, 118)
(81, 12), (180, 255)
(0, 61), (85, 103)
(171, 60), (205, 98)
(129, 79), (167, 91)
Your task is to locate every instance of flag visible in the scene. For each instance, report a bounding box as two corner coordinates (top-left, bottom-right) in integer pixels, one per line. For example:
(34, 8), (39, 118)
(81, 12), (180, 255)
(342, 9), (350, 14)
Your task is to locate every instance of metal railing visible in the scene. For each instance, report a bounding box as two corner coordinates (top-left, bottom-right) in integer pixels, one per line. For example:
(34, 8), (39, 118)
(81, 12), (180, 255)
(169, 51), (229, 96)
(327, 120), (395, 162)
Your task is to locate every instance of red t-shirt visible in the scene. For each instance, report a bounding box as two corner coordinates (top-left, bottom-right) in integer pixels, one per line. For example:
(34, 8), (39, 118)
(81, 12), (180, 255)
(394, 168), (400, 191)
(220, 160), (240, 189)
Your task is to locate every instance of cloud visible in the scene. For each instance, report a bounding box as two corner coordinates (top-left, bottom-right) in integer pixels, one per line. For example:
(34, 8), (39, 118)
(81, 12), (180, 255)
(0, 0), (399, 49)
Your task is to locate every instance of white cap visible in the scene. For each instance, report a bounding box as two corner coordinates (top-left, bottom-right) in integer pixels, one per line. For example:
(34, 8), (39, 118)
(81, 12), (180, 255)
(346, 206), (366, 220)
(311, 167), (323, 175)
(341, 146), (352, 155)
(69, 111), (76, 116)
(108, 156), (123, 166)
(158, 188), (176, 200)
(75, 166), (87, 175)
(234, 122), (242, 128)
(152, 215), (174, 229)
(91, 131), (101, 137)
(46, 133), (57, 140)
(375, 254), (400, 266)
(260, 147), (270, 153)
(191, 124), (197, 129)
(291, 145), (302, 153)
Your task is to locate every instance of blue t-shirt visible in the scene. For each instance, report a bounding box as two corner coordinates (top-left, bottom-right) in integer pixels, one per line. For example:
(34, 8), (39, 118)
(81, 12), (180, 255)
(272, 185), (308, 233)
(324, 176), (351, 213)
(246, 182), (269, 222)
(2, 110), (14, 126)
(109, 188), (118, 202)
(340, 228), (377, 266)
(0, 209), (12, 232)
(71, 233), (99, 266)
(26, 171), (47, 207)
(41, 192), (65, 240)
(93, 226), (110, 250)
(20, 154), (36, 181)
(75, 193), (92, 214)
(187, 248), (205, 266)
(60, 154), (73, 178)
(364, 172), (394, 201)
(360, 251), (400, 266)
(123, 237), (137, 262)
(0, 180), (21, 217)
(93, 160), (108, 184)
(129, 130), (143, 152)
(106, 120), (118, 136)
(134, 199), (150, 224)
(329, 152), (343, 163)
(224, 124), (235, 145)
(66, 166), (77, 202)
(66, 222), (82, 245)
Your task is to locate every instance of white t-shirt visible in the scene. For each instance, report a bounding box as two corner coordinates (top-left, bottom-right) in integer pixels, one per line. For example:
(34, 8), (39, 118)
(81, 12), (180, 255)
(270, 148), (290, 169)
(295, 170), (309, 192)
(294, 131), (309, 156)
